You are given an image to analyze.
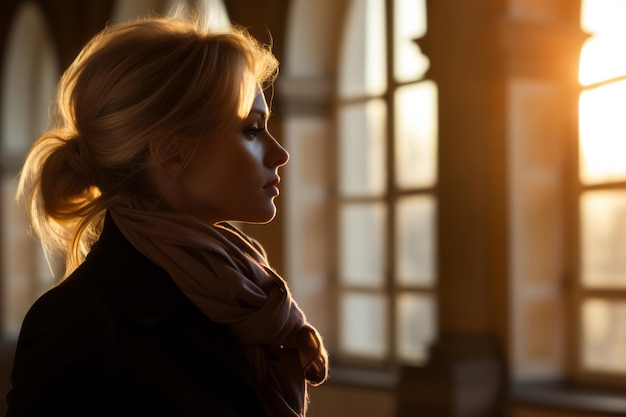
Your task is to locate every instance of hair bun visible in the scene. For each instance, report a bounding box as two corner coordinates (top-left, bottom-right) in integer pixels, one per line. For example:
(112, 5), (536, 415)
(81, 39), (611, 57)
(66, 136), (98, 186)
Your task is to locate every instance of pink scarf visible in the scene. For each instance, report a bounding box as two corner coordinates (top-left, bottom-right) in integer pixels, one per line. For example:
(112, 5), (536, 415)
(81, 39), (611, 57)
(109, 200), (328, 417)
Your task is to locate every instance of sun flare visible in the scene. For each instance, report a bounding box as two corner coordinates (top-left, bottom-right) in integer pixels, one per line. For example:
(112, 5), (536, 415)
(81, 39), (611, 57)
(578, 0), (626, 185)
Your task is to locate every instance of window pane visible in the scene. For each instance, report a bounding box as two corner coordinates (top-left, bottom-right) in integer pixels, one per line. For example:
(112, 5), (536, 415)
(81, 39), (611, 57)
(396, 195), (436, 286)
(396, 293), (436, 362)
(582, 298), (626, 373)
(580, 190), (626, 288)
(393, 0), (429, 82)
(579, 81), (626, 184)
(340, 292), (387, 358)
(395, 82), (437, 189)
(198, 0), (231, 30)
(338, 0), (386, 98)
(579, 35), (626, 86)
(338, 100), (387, 196)
(339, 203), (386, 287)
(581, 0), (626, 34)
(579, 0), (626, 85)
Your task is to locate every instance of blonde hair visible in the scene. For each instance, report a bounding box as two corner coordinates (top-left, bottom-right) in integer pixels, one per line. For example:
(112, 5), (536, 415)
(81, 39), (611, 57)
(17, 15), (279, 278)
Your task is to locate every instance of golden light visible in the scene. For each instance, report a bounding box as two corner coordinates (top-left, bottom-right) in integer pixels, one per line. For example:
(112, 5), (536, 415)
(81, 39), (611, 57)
(579, 82), (626, 184)
(578, 0), (626, 185)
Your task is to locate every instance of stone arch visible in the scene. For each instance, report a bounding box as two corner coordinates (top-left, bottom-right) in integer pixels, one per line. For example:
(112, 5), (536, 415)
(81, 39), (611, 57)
(2, 1), (59, 157)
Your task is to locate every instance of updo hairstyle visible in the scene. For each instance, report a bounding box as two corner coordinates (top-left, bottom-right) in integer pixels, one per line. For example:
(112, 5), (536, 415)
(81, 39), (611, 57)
(17, 14), (279, 277)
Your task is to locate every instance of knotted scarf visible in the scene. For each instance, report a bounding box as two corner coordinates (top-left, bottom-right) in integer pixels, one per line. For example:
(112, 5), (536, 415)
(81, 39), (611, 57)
(109, 200), (328, 417)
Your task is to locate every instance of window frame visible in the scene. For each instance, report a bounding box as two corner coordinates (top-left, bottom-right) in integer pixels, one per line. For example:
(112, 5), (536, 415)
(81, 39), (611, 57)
(332, 0), (438, 368)
(570, 1), (626, 387)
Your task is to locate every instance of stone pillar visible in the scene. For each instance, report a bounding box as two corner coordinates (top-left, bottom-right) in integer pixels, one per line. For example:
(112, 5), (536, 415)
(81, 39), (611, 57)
(397, 1), (584, 415)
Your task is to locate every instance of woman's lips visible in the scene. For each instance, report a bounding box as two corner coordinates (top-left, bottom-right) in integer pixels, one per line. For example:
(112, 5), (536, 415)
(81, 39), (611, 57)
(263, 177), (280, 196)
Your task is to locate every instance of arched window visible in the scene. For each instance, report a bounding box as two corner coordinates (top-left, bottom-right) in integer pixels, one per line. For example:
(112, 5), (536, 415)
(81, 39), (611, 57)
(335, 0), (437, 365)
(575, 0), (626, 387)
(1, 2), (59, 336)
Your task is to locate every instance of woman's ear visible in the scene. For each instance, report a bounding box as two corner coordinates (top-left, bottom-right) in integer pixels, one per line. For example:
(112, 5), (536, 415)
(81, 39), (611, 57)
(148, 138), (183, 178)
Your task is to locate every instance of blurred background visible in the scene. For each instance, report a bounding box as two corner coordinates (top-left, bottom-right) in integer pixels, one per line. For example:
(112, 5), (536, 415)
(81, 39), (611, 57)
(1, 0), (625, 416)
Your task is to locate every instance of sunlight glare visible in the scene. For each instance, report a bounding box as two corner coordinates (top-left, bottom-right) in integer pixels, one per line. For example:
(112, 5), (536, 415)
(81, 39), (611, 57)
(579, 81), (626, 183)
(578, 0), (626, 184)
(579, 0), (626, 85)
(579, 35), (626, 86)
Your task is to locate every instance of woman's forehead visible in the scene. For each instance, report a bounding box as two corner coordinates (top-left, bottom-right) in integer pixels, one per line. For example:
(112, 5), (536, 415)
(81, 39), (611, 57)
(249, 92), (269, 118)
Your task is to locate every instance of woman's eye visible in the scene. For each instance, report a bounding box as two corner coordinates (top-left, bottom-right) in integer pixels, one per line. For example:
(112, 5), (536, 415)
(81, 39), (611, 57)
(244, 126), (264, 138)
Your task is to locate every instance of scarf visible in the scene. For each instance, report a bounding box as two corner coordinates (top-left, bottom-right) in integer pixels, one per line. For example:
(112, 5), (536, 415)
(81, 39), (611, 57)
(109, 200), (328, 417)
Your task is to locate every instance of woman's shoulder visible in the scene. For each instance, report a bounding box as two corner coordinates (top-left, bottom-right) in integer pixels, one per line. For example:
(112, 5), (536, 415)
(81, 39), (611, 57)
(22, 262), (119, 339)
(22, 213), (186, 332)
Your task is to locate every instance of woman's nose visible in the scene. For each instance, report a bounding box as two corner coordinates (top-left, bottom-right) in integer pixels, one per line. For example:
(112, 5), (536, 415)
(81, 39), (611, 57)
(265, 133), (289, 168)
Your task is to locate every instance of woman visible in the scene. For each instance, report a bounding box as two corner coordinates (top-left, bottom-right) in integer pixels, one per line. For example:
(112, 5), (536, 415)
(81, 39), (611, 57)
(5, 13), (327, 417)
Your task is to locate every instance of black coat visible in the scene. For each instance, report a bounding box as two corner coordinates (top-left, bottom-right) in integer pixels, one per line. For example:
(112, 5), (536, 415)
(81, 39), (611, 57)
(5, 214), (268, 417)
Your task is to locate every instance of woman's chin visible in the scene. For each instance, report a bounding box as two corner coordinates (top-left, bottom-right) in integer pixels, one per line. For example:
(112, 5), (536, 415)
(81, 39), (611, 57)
(237, 207), (277, 225)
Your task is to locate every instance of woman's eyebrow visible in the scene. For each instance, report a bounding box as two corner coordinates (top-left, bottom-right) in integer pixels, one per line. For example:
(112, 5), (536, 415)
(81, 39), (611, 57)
(250, 108), (271, 122)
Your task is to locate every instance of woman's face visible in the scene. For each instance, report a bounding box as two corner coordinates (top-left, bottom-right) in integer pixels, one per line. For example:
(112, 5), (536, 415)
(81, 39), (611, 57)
(160, 91), (289, 224)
